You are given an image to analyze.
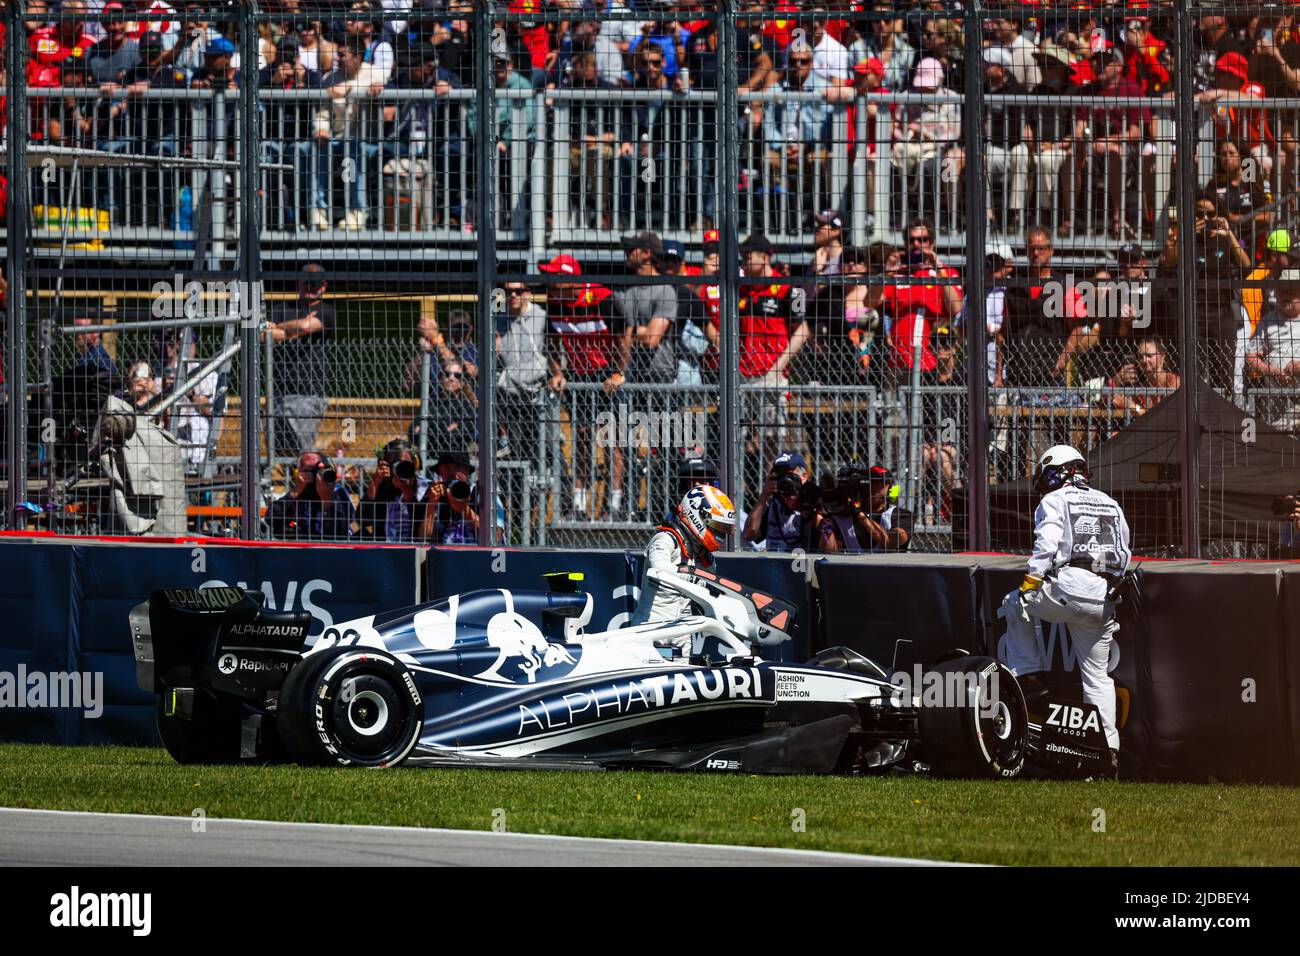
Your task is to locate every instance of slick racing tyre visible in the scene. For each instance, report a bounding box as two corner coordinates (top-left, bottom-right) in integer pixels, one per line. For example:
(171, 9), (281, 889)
(156, 695), (243, 765)
(917, 656), (1027, 779)
(277, 648), (424, 768)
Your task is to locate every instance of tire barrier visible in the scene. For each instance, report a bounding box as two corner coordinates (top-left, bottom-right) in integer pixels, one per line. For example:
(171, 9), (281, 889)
(816, 554), (1300, 784)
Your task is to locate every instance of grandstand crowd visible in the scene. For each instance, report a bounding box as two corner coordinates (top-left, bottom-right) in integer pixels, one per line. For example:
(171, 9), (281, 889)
(7, 1), (1300, 546)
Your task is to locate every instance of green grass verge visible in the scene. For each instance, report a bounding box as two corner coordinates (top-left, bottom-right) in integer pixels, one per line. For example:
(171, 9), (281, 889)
(1, 742), (1295, 865)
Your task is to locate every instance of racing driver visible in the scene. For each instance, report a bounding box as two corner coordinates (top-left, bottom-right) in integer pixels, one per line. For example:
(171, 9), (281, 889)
(631, 484), (736, 635)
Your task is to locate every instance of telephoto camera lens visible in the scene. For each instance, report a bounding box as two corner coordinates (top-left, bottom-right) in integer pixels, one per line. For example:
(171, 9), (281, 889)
(320, 468), (338, 484)
(393, 459), (417, 482)
(449, 479), (472, 501)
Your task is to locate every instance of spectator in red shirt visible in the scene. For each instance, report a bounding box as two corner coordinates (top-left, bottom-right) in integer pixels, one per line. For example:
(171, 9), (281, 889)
(540, 253), (628, 519)
(871, 217), (962, 375)
(725, 234), (809, 491)
(1063, 46), (1148, 239)
(1121, 16), (1172, 95)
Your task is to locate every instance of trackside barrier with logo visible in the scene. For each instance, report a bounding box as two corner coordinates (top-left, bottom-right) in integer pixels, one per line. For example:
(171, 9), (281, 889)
(816, 555), (1300, 784)
(424, 547), (812, 662)
(0, 539), (420, 745)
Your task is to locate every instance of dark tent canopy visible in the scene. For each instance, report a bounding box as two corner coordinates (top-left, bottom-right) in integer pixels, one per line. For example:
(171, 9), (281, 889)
(956, 388), (1300, 556)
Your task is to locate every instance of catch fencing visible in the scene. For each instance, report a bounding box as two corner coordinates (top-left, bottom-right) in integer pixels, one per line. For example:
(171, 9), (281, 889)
(3, 1), (1299, 559)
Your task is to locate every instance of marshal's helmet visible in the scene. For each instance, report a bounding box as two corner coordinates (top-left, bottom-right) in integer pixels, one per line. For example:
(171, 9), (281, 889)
(676, 484), (736, 555)
(1034, 444), (1089, 496)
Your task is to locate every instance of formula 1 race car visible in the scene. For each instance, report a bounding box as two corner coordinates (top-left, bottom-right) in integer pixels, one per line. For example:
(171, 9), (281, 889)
(129, 570), (1112, 778)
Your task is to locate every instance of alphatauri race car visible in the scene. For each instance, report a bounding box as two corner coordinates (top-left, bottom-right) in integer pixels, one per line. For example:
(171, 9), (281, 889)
(130, 570), (1112, 778)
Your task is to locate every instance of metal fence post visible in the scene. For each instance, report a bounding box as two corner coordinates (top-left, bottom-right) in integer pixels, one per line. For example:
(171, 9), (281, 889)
(717, 1), (741, 518)
(474, 0), (499, 545)
(1174, 2), (1202, 558)
(5, 1), (29, 529)
(239, 2), (263, 539)
(962, 0), (989, 551)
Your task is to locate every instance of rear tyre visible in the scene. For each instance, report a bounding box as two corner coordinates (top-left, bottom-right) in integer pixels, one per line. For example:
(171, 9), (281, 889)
(156, 695), (243, 765)
(918, 656), (1027, 779)
(276, 648), (424, 768)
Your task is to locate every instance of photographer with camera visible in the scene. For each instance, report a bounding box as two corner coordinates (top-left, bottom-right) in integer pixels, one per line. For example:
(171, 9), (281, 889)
(361, 438), (431, 543)
(419, 450), (501, 545)
(817, 464), (913, 553)
(742, 451), (816, 552)
(268, 450), (357, 541)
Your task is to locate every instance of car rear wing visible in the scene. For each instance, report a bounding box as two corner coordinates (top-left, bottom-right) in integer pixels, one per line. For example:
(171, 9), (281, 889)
(130, 587), (311, 698)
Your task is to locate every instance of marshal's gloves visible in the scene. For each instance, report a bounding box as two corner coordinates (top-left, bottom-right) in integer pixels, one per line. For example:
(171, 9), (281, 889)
(1015, 574), (1043, 623)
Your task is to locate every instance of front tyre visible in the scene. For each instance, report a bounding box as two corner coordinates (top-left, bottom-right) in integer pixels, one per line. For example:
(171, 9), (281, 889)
(917, 656), (1027, 779)
(277, 648), (424, 768)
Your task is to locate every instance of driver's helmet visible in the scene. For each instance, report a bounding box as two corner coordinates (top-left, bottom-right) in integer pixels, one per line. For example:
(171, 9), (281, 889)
(677, 484), (736, 554)
(1034, 444), (1089, 496)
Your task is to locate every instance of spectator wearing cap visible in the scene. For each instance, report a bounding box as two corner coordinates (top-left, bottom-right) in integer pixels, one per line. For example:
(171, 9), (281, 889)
(314, 34), (391, 230)
(268, 450), (358, 541)
(615, 231), (678, 515)
(729, 234), (810, 491)
(1113, 242), (1158, 340)
(765, 40), (836, 224)
(190, 33), (238, 88)
(1062, 45), (1147, 240)
(495, 279), (549, 463)
(1244, 230), (1294, 339)
(1029, 42), (1077, 230)
(539, 253), (627, 519)
(805, 245), (879, 387)
(467, 50), (537, 229)
(819, 464), (912, 553)
(870, 217), (962, 378)
(419, 450), (501, 545)
(991, 15), (1040, 89)
(1121, 16), (1171, 96)
(659, 239), (706, 386)
(742, 451), (814, 553)
(1246, 270), (1300, 431)
(266, 263), (335, 456)
(405, 307), (477, 395)
(888, 56), (959, 209)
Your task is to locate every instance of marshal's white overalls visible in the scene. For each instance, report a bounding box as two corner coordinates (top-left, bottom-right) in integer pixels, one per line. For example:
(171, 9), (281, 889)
(1000, 483), (1132, 749)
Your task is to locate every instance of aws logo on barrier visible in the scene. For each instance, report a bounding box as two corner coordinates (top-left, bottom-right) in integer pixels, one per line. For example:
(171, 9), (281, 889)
(994, 617), (1131, 730)
(198, 579), (334, 634)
